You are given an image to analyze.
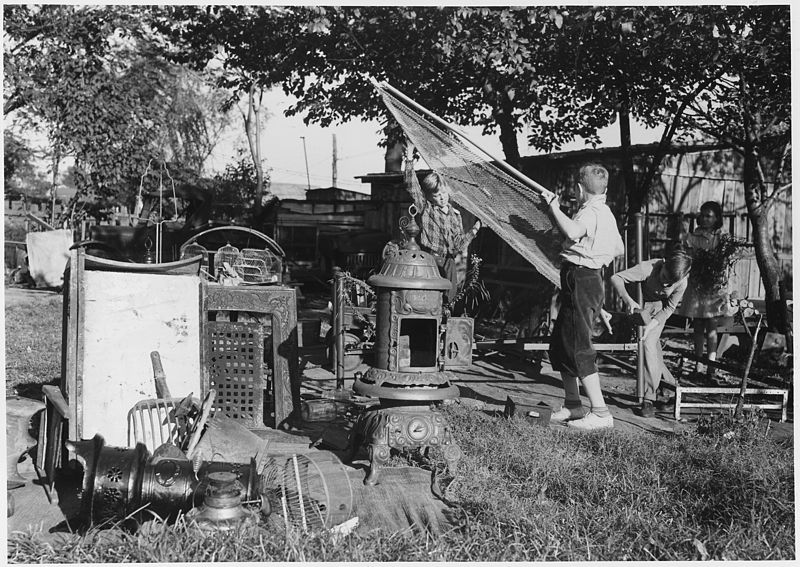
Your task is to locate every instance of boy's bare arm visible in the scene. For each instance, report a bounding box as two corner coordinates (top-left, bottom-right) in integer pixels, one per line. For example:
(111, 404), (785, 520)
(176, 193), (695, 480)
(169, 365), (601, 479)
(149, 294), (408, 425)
(405, 160), (426, 210)
(452, 216), (482, 251)
(653, 281), (688, 325)
(610, 273), (641, 312)
(548, 198), (587, 241)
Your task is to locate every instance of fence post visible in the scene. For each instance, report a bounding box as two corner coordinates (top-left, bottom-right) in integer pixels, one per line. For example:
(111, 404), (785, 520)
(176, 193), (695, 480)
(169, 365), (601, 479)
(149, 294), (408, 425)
(635, 212), (645, 404)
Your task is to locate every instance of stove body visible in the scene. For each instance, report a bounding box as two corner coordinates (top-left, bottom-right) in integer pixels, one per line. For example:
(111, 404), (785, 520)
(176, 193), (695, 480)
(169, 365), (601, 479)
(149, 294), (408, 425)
(351, 227), (463, 485)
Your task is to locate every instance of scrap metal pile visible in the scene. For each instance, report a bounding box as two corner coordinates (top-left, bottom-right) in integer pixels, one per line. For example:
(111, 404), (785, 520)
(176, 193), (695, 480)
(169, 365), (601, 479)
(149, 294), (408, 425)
(68, 425), (353, 533)
(60, 350), (353, 533)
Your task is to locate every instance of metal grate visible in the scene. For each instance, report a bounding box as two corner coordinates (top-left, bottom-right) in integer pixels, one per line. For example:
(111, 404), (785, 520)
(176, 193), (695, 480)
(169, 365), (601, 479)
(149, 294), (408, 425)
(208, 321), (266, 429)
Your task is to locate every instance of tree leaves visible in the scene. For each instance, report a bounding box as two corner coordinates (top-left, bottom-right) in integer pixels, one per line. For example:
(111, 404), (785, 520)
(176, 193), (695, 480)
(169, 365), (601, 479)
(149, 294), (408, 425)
(5, 5), (230, 208)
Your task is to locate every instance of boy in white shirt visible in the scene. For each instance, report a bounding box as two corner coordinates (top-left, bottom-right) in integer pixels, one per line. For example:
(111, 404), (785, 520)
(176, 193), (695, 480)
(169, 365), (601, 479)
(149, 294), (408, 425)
(540, 163), (625, 431)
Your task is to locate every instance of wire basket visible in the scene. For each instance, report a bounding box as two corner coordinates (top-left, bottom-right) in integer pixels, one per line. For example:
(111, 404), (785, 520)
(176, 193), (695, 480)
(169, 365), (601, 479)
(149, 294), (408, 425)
(181, 243), (210, 275)
(232, 248), (283, 285)
(215, 243), (240, 279)
(281, 452), (353, 531)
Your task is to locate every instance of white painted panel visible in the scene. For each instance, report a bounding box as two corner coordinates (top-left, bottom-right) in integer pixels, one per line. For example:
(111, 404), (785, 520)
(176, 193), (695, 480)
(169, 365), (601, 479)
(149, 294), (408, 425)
(80, 271), (202, 446)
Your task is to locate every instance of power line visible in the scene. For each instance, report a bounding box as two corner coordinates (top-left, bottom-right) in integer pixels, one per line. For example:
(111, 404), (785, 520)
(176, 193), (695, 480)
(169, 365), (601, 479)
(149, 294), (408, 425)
(270, 166), (363, 184)
(338, 149), (381, 161)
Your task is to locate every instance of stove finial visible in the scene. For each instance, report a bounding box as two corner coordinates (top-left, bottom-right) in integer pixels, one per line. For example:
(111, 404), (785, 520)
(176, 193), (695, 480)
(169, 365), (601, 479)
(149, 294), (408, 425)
(399, 205), (421, 251)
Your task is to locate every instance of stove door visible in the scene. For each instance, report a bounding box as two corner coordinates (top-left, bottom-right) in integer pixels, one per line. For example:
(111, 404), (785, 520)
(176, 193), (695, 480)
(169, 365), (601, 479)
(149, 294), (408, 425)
(444, 317), (473, 369)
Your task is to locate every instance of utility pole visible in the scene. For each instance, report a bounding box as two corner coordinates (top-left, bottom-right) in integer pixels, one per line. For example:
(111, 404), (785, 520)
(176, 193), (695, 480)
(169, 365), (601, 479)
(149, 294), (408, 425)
(332, 133), (338, 189)
(300, 136), (311, 191)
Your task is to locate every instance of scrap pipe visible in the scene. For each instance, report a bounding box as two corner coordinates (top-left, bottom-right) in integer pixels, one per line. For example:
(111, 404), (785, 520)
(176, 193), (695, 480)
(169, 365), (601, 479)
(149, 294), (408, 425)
(635, 213), (645, 404)
(333, 268), (346, 389)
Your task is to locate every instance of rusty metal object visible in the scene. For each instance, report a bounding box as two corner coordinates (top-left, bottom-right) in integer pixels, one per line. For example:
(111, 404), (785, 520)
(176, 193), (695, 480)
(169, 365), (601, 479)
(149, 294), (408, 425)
(349, 221), (462, 485)
(444, 317), (474, 369)
(127, 397), (193, 453)
(7, 396), (46, 490)
(66, 435), (259, 526)
(281, 452), (354, 531)
(504, 396), (552, 427)
(353, 229), (460, 402)
(207, 321), (265, 429)
(150, 351), (171, 399)
(349, 405), (461, 486)
(366, 247), (450, 292)
(300, 399), (348, 423)
(357, 367), (460, 389)
(354, 376), (460, 401)
(186, 471), (257, 531)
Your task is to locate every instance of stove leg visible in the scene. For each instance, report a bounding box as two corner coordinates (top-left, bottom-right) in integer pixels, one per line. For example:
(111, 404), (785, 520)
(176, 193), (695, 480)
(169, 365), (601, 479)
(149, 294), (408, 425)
(442, 443), (462, 476)
(365, 443), (390, 486)
(343, 428), (362, 465)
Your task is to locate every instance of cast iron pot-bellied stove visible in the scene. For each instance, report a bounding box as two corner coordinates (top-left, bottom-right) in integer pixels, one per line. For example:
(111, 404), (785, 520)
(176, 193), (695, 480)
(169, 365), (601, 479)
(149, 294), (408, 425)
(348, 221), (463, 485)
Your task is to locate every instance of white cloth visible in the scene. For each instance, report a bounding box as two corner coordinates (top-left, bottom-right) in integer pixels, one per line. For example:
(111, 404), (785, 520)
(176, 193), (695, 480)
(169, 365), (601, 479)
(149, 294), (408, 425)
(25, 229), (72, 288)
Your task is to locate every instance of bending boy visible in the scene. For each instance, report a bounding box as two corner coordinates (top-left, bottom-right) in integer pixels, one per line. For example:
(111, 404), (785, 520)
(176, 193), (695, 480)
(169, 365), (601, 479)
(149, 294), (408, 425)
(540, 163), (624, 431)
(610, 246), (691, 417)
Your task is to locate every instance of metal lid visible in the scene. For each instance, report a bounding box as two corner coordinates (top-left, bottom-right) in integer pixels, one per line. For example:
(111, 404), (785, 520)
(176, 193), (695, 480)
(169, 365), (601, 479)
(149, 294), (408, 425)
(367, 216), (451, 291)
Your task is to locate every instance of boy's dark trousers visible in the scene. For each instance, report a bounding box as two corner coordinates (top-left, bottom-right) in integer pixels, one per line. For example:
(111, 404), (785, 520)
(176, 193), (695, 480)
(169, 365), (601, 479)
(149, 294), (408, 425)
(549, 262), (604, 377)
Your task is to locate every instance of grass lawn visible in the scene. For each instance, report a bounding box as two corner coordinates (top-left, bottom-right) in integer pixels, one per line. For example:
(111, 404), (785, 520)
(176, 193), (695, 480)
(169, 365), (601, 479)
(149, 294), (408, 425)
(5, 292), (63, 397)
(5, 290), (795, 561)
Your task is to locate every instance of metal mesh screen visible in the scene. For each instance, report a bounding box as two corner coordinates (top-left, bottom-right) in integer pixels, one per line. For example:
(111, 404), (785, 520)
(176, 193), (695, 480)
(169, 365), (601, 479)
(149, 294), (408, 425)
(208, 321), (266, 428)
(376, 83), (563, 286)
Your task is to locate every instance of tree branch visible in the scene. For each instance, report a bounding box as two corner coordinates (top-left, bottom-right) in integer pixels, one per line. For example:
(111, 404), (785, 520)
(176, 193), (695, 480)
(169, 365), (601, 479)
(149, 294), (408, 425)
(686, 102), (747, 148)
(772, 142), (791, 187)
(3, 93), (26, 116)
(636, 70), (727, 203)
(765, 182), (791, 205)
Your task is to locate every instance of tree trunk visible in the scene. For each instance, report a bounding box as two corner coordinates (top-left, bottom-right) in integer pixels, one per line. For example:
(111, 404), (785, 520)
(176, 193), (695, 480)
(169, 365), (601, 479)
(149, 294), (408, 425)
(50, 146), (61, 227)
(243, 84), (264, 219)
(743, 146), (784, 331)
(617, 101), (639, 267)
(618, 105), (638, 218)
(384, 140), (403, 172)
(494, 92), (521, 169)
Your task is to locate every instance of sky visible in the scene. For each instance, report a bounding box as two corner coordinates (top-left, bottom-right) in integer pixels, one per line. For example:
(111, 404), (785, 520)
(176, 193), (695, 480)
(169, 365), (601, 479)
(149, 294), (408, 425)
(208, 87), (664, 194)
(16, 85), (663, 198)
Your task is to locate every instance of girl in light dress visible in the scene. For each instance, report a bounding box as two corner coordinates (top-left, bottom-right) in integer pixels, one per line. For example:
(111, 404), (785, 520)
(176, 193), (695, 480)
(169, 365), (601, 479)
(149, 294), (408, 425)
(677, 201), (737, 378)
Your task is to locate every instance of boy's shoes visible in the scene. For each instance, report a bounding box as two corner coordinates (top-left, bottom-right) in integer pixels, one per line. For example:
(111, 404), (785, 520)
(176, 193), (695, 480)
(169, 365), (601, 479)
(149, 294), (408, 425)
(638, 401), (655, 418)
(550, 407), (585, 423)
(566, 412), (614, 431)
